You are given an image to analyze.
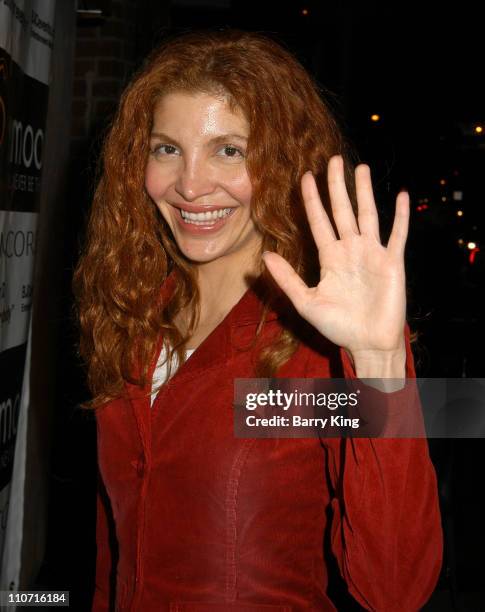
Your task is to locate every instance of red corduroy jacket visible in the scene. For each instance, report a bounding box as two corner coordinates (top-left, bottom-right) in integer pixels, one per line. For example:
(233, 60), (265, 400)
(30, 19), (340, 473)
(93, 273), (443, 611)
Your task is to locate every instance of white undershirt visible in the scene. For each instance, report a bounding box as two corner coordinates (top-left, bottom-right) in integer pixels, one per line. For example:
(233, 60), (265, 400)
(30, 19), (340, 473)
(150, 344), (196, 407)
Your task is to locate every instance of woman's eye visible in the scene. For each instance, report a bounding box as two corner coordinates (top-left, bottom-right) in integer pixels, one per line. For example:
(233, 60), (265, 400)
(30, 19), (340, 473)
(152, 144), (179, 156)
(217, 145), (244, 159)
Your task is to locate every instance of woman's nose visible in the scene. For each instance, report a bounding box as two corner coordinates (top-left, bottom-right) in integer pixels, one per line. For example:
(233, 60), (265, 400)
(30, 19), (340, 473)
(174, 158), (216, 202)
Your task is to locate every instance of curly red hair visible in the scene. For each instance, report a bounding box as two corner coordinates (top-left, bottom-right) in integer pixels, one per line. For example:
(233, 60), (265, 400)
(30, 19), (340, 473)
(72, 29), (361, 409)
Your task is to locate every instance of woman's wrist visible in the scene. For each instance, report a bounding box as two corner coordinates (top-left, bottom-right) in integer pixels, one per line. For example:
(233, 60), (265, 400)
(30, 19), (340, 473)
(349, 346), (407, 392)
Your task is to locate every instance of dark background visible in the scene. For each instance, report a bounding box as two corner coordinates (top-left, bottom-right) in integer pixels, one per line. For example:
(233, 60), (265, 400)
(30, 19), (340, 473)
(35, 1), (485, 610)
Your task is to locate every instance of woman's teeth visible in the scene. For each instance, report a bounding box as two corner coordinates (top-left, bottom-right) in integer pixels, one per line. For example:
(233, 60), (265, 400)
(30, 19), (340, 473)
(180, 208), (233, 224)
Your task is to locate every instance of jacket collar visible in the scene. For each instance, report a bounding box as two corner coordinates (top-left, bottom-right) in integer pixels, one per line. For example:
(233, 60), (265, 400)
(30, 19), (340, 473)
(127, 267), (284, 457)
(137, 267), (284, 394)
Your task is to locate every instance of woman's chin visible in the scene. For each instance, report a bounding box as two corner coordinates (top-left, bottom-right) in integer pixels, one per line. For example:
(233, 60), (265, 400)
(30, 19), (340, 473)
(175, 242), (229, 265)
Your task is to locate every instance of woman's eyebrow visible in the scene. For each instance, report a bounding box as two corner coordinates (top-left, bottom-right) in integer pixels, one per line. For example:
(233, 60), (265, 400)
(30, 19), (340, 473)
(150, 131), (248, 144)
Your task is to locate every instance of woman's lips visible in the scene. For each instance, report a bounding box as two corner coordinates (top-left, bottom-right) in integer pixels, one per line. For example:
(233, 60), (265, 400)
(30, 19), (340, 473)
(174, 207), (236, 234)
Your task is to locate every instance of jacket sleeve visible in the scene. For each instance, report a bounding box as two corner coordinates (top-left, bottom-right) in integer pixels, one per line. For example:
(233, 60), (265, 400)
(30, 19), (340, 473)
(318, 324), (443, 611)
(92, 469), (117, 611)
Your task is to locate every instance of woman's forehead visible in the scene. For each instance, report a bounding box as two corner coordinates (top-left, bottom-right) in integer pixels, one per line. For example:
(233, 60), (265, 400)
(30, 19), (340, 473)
(151, 91), (249, 134)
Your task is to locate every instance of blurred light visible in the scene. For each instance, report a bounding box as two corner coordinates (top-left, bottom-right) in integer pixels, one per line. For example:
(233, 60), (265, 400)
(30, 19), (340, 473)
(441, 196), (447, 202)
(458, 239), (464, 245)
(452, 191), (463, 201)
(301, 8), (309, 15)
(475, 125), (483, 134)
(467, 242), (477, 250)
(469, 247), (480, 264)
(457, 210), (463, 217)
(370, 114), (380, 122)
(416, 204), (428, 212)
(440, 179), (446, 185)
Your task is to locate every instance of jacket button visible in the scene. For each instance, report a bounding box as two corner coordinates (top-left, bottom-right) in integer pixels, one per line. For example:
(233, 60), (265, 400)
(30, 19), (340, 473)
(137, 457), (145, 477)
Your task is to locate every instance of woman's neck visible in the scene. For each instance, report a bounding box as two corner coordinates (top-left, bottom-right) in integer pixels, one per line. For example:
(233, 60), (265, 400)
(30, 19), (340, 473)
(173, 241), (262, 350)
(195, 247), (261, 321)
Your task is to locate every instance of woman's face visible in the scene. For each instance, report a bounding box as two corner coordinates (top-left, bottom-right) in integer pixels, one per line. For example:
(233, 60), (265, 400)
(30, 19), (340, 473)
(145, 91), (261, 266)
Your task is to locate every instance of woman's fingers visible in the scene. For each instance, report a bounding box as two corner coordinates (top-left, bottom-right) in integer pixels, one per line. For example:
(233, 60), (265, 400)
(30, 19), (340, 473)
(301, 155), (406, 260)
(355, 164), (381, 241)
(387, 190), (410, 257)
(327, 155), (360, 238)
(262, 251), (309, 313)
(301, 171), (337, 250)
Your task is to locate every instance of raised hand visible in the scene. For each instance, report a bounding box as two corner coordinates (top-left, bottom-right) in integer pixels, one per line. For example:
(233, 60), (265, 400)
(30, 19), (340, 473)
(262, 155), (409, 379)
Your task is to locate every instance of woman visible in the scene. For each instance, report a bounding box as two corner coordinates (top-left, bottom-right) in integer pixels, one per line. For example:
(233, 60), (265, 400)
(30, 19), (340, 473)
(73, 29), (443, 611)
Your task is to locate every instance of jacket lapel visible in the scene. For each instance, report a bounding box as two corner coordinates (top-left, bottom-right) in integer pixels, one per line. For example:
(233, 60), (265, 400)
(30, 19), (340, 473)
(126, 269), (283, 453)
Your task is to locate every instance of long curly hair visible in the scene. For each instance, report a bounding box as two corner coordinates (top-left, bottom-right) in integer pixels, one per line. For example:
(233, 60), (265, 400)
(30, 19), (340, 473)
(72, 28), (361, 410)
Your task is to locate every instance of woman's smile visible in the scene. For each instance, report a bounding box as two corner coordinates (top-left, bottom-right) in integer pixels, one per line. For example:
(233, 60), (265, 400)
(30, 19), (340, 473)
(172, 202), (237, 232)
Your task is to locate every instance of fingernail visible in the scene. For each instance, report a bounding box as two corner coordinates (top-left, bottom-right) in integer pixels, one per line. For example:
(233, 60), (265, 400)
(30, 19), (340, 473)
(304, 170), (313, 176)
(262, 251), (271, 257)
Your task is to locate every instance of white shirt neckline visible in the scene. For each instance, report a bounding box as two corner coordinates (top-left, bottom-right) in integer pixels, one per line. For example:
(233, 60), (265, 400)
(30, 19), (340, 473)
(151, 346), (196, 407)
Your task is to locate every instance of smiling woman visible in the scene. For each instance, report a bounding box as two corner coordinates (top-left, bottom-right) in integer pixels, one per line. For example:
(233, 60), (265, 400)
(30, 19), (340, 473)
(72, 29), (442, 612)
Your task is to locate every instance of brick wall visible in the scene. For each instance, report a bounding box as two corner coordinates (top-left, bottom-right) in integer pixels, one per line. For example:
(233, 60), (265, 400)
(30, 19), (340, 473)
(71, 0), (138, 147)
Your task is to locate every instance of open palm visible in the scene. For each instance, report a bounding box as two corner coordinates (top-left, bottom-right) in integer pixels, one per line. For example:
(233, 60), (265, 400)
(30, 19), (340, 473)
(262, 155), (409, 359)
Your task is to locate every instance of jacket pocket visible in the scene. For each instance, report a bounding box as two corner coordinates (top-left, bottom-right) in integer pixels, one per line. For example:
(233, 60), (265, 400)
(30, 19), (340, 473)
(169, 603), (291, 612)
